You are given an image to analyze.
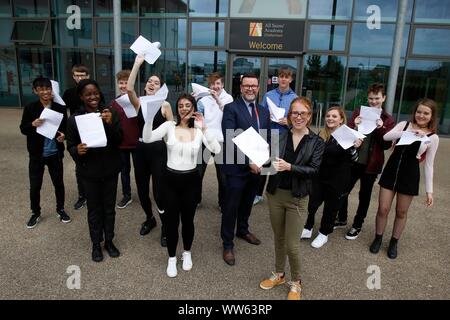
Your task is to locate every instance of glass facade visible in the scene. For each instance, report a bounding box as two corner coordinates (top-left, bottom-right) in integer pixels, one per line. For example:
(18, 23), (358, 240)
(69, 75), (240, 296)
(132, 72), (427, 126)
(0, 0), (449, 134)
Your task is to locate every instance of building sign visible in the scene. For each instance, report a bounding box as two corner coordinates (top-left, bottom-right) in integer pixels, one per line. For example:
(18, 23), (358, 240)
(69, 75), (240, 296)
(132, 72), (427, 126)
(229, 19), (304, 53)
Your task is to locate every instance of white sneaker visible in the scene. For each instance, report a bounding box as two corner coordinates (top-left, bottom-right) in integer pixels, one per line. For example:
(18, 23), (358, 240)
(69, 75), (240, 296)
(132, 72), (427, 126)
(182, 251), (193, 271)
(166, 257), (177, 277)
(311, 232), (328, 248)
(300, 228), (312, 239)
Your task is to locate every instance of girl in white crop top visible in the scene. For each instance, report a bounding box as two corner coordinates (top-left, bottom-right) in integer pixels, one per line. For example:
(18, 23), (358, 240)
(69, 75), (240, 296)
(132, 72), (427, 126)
(142, 93), (221, 278)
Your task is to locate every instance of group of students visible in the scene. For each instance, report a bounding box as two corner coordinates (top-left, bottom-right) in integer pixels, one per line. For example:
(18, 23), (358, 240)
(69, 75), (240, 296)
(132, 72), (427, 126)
(20, 61), (439, 300)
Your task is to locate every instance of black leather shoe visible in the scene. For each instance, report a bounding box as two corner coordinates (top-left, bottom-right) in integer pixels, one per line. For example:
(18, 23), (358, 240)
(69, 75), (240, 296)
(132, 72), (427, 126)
(92, 243), (103, 262)
(140, 217), (157, 236)
(387, 238), (398, 259)
(237, 233), (261, 245)
(104, 241), (120, 258)
(223, 249), (235, 266)
(369, 235), (383, 254)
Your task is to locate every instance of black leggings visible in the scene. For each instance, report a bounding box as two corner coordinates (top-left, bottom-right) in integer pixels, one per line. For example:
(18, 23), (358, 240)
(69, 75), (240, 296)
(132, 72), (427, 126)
(134, 141), (166, 223)
(164, 168), (201, 257)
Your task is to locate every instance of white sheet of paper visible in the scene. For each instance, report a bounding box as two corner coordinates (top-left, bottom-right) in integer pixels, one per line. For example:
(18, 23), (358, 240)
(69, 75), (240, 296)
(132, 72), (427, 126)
(154, 83), (169, 100)
(139, 96), (166, 124)
(191, 83), (211, 99)
(36, 107), (64, 139)
(115, 94), (137, 118)
(266, 97), (286, 122)
(50, 80), (66, 106)
(130, 35), (161, 64)
(232, 127), (270, 167)
(396, 131), (431, 146)
(202, 96), (223, 141)
(332, 124), (366, 150)
(358, 106), (382, 135)
(75, 113), (107, 148)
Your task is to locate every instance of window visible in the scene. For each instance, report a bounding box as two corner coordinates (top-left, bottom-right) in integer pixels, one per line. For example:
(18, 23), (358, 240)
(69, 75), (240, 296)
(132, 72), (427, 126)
(308, 24), (347, 52)
(0, 47), (20, 106)
(0, 19), (14, 45)
(51, 0), (92, 18)
(414, 0), (450, 23)
(94, 0), (138, 17)
(96, 20), (137, 46)
(53, 48), (93, 93)
(0, 0), (11, 17)
(189, 51), (227, 87)
(53, 18), (93, 47)
(350, 23), (409, 57)
(308, 0), (352, 20)
(140, 19), (186, 49)
(412, 28), (450, 57)
(11, 21), (48, 43)
(401, 60), (450, 133)
(140, 0), (187, 17)
(13, 0), (48, 17)
(353, 0), (413, 22)
(230, 0), (306, 19)
(191, 22), (225, 47)
(189, 0), (228, 17)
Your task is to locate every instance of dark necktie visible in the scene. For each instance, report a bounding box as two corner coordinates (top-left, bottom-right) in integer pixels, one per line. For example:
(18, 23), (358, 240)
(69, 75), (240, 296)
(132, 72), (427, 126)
(249, 102), (259, 131)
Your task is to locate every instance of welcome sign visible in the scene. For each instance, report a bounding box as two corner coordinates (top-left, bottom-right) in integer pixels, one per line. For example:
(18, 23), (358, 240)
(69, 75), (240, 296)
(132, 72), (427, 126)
(229, 19), (304, 53)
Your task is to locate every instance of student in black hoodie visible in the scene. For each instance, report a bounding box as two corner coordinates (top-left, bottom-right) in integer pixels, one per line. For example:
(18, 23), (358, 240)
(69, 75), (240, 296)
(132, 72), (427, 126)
(66, 79), (123, 262)
(20, 77), (71, 229)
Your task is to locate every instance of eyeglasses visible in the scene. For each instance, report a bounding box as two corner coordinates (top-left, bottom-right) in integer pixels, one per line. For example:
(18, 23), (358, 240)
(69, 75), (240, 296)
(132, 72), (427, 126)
(290, 111), (311, 118)
(241, 85), (259, 90)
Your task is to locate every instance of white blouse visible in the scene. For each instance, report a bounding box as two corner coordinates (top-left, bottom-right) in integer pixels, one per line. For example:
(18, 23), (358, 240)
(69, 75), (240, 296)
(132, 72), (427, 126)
(383, 121), (439, 193)
(142, 121), (221, 171)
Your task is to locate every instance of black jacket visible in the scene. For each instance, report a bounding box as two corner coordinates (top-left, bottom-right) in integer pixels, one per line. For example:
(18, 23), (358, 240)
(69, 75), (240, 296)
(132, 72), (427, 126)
(19, 100), (67, 158)
(266, 129), (325, 198)
(66, 106), (122, 180)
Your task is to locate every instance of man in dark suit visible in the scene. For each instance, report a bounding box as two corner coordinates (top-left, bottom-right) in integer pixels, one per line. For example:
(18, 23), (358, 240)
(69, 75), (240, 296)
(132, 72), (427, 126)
(221, 73), (271, 266)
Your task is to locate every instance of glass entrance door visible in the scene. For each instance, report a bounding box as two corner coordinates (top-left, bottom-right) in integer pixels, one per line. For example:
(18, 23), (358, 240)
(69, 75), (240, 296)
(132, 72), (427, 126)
(229, 55), (299, 103)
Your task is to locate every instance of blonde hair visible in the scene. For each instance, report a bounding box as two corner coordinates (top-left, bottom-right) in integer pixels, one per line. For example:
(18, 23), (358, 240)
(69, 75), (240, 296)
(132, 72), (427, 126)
(319, 107), (347, 142)
(287, 97), (313, 126)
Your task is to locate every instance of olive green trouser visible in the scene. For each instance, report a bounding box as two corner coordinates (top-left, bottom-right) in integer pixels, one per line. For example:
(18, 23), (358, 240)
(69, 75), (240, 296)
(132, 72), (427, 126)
(266, 189), (308, 281)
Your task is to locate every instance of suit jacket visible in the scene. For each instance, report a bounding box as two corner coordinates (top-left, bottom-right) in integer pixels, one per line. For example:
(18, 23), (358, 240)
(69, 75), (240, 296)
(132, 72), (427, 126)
(221, 97), (271, 176)
(266, 130), (324, 198)
(19, 100), (67, 158)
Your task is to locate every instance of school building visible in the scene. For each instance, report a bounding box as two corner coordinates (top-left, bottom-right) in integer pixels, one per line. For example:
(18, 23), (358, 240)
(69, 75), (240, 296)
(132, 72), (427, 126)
(1, 0), (449, 133)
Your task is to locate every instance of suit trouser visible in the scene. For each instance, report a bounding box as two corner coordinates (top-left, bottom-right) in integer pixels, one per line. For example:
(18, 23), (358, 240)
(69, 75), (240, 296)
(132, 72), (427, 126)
(83, 174), (118, 244)
(267, 189), (307, 281)
(338, 163), (378, 229)
(221, 173), (260, 250)
(29, 154), (65, 214)
(75, 162), (86, 199)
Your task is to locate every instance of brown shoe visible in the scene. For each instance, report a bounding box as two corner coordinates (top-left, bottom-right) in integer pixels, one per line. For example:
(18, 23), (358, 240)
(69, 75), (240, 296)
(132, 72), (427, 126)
(223, 249), (235, 266)
(237, 233), (261, 245)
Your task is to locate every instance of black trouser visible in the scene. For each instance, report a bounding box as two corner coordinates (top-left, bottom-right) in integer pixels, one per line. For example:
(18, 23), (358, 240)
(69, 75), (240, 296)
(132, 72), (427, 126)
(305, 180), (346, 235)
(75, 161), (86, 199)
(256, 174), (267, 197)
(119, 148), (137, 197)
(29, 154), (65, 214)
(198, 143), (226, 209)
(134, 141), (166, 224)
(221, 173), (260, 250)
(337, 163), (378, 229)
(164, 169), (200, 257)
(83, 174), (118, 244)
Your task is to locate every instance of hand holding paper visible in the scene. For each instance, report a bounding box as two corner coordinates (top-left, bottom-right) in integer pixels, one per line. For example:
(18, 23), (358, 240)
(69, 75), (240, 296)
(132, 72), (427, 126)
(36, 108), (64, 139)
(75, 113), (107, 148)
(332, 124), (366, 149)
(358, 106), (382, 134)
(191, 83), (211, 100)
(266, 97), (286, 122)
(232, 127), (270, 167)
(130, 36), (162, 64)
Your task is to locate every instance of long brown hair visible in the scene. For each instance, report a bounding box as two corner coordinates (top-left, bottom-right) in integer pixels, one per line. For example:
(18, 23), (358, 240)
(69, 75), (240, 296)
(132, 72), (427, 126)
(319, 107), (347, 142)
(287, 97), (313, 127)
(411, 98), (437, 133)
